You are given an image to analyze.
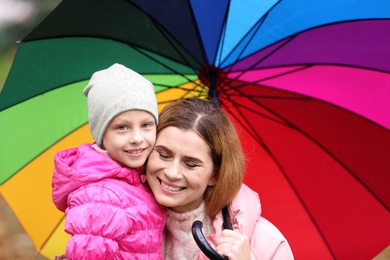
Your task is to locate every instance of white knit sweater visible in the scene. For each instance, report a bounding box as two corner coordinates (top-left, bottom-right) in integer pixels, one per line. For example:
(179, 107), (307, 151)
(164, 202), (213, 260)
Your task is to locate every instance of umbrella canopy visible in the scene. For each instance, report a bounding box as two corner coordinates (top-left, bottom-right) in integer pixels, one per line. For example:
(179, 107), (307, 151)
(1, 0), (389, 259)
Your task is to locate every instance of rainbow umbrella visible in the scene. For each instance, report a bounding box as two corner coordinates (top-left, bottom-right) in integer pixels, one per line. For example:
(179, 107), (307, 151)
(1, 0), (389, 259)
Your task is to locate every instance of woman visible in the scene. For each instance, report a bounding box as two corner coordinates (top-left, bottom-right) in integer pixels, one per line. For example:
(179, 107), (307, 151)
(146, 98), (294, 260)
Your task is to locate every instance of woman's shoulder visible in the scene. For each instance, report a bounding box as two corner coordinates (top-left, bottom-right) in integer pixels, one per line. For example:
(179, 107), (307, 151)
(231, 184), (261, 214)
(228, 184), (261, 237)
(238, 183), (260, 197)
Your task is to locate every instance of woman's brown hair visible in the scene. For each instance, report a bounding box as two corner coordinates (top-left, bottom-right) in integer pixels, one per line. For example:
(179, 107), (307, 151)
(157, 97), (245, 218)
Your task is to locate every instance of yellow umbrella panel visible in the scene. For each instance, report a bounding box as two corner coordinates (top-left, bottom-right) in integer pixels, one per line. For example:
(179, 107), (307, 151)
(0, 124), (92, 259)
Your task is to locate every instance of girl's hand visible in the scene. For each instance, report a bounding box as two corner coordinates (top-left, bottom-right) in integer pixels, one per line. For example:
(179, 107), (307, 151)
(216, 229), (251, 260)
(52, 254), (66, 260)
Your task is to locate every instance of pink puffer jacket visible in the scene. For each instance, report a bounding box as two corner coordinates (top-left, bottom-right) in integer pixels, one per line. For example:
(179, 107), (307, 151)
(52, 143), (165, 260)
(200, 184), (294, 260)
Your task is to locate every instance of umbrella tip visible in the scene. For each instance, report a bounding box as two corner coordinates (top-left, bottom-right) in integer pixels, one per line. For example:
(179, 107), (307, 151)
(198, 65), (225, 106)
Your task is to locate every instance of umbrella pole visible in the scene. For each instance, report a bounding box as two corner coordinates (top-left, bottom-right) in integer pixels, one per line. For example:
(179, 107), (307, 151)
(208, 67), (221, 105)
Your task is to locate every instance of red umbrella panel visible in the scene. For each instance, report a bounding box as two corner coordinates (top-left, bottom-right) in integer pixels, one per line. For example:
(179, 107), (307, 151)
(218, 74), (390, 259)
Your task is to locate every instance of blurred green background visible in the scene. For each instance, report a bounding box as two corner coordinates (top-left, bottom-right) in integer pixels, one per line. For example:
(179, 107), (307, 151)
(0, 1), (60, 259)
(0, 0), (61, 90)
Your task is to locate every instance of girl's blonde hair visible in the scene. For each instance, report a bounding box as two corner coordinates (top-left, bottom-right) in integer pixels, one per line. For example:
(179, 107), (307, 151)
(158, 98), (245, 217)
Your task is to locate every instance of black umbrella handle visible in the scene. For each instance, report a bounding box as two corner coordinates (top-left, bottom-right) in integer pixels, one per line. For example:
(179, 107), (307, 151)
(222, 206), (232, 230)
(192, 220), (227, 260)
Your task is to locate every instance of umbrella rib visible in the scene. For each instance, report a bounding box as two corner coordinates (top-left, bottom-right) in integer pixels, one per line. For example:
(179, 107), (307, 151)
(142, 60), (208, 102)
(219, 0), (282, 68)
(220, 101), (265, 145)
(215, 36), (302, 97)
(229, 65), (311, 91)
(226, 93), (308, 100)
(117, 4), (204, 72)
(133, 41), (199, 75)
(221, 37), (301, 89)
(281, 62), (390, 74)
(221, 15), (268, 72)
(186, 0), (211, 68)
(217, 65), (312, 105)
(145, 5), (207, 69)
(133, 46), (203, 90)
(215, 0), (258, 68)
(215, 6), (230, 67)
(39, 214), (66, 255)
(135, 2), (205, 69)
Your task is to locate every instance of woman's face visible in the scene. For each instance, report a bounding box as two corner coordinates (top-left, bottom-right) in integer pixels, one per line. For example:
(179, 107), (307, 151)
(146, 126), (216, 213)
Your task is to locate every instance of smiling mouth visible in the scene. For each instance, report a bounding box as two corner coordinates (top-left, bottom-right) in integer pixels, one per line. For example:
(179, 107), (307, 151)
(159, 178), (185, 192)
(125, 148), (145, 154)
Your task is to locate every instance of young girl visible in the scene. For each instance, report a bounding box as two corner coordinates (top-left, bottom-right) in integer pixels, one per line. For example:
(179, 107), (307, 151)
(52, 64), (165, 259)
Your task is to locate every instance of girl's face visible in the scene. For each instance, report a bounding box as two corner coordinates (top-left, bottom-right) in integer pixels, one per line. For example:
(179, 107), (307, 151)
(146, 126), (216, 213)
(102, 110), (156, 168)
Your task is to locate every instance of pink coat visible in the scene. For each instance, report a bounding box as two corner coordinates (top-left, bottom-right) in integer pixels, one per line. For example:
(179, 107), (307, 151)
(200, 184), (294, 260)
(52, 143), (165, 260)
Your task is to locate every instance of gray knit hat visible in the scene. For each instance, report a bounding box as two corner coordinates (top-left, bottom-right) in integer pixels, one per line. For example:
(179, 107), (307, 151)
(83, 63), (158, 146)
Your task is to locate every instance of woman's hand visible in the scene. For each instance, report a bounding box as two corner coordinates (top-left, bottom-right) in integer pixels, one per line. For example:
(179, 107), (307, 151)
(216, 229), (251, 260)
